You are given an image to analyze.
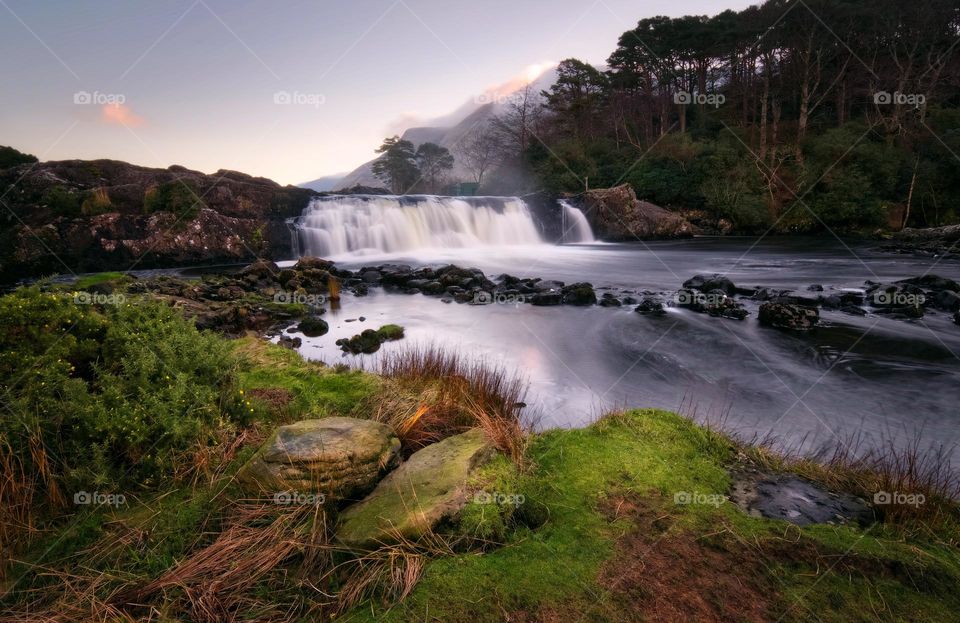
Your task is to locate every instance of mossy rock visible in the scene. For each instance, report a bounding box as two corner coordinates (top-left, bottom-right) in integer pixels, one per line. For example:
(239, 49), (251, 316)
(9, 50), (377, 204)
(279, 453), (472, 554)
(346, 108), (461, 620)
(336, 429), (496, 549)
(297, 316), (328, 337)
(237, 417), (400, 503)
(336, 324), (404, 354)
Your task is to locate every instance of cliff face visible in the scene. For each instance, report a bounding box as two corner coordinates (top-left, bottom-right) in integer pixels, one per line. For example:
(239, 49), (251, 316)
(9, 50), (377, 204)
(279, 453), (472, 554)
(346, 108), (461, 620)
(576, 184), (699, 241)
(0, 159), (315, 280)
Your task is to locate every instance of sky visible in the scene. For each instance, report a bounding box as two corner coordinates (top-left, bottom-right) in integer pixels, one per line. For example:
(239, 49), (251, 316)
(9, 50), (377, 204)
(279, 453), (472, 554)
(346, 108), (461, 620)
(0, 0), (756, 185)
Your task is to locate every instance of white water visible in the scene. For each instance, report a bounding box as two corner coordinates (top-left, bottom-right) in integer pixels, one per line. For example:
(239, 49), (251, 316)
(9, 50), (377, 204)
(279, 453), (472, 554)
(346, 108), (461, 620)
(295, 195), (546, 257)
(559, 200), (595, 243)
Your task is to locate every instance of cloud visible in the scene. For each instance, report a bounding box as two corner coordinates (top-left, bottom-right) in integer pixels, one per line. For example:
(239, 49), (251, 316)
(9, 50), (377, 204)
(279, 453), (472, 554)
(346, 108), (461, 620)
(381, 61), (558, 138)
(101, 103), (145, 127)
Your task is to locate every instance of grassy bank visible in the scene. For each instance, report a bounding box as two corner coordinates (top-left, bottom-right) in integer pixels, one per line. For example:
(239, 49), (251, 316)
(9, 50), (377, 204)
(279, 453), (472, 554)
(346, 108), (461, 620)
(0, 284), (958, 621)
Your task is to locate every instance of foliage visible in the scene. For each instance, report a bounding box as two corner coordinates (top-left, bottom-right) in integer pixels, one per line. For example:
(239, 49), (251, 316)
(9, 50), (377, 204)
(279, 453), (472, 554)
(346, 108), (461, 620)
(0, 145), (38, 169)
(80, 187), (112, 216)
(513, 0), (960, 231)
(372, 136), (421, 194)
(143, 179), (202, 220)
(0, 288), (249, 522)
(415, 142), (454, 193)
(42, 186), (82, 218)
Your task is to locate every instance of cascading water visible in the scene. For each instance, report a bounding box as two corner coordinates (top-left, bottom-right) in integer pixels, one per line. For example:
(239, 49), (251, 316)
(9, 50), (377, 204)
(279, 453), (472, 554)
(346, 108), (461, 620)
(294, 195), (545, 257)
(558, 200), (595, 244)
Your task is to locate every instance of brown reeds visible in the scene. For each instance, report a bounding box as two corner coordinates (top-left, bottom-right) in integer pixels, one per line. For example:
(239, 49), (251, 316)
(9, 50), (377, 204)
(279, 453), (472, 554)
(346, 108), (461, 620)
(368, 345), (531, 465)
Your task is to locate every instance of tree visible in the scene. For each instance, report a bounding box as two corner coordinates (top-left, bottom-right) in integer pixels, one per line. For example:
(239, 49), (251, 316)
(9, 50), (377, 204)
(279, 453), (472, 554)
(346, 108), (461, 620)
(372, 136), (420, 194)
(414, 142), (454, 193)
(455, 122), (503, 184)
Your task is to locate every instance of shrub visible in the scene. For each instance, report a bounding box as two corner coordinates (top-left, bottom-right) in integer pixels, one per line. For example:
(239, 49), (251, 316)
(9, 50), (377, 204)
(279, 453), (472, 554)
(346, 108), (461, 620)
(42, 186), (81, 217)
(0, 288), (248, 560)
(143, 180), (202, 220)
(80, 187), (112, 216)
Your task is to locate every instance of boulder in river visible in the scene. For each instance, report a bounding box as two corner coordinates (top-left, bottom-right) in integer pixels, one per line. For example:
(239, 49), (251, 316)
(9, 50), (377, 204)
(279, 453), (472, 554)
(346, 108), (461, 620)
(296, 316), (329, 337)
(336, 429), (496, 549)
(635, 297), (666, 316)
(561, 282), (597, 306)
(758, 302), (819, 331)
(238, 417), (401, 502)
(578, 184), (698, 240)
(682, 273), (737, 296)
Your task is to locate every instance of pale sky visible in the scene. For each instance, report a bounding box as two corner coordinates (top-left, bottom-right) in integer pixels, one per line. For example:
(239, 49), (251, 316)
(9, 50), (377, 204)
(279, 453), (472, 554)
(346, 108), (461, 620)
(0, 0), (756, 185)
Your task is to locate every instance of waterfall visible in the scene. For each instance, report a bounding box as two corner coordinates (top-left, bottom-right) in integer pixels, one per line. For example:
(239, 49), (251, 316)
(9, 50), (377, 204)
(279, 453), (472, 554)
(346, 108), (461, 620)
(559, 200), (595, 243)
(294, 195), (545, 257)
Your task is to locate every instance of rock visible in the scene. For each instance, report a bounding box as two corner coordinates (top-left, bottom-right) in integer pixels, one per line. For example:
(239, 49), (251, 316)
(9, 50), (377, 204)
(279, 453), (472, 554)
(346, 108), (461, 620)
(560, 282), (597, 306)
(239, 259), (280, 279)
(758, 302), (819, 331)
(278, 335), (302, 350)
(237, 417), (401, 501)
(676, 289), (748, 320)
(954, 311), (960, 325)
(336, 324), (404, 354)
(529, 292), (562, 306)
(360, 270), (382, 283)
(635, 297), (666, 316)
(578, 184), (699, 240)
(682, 273), (737, 296)
(296, 316), (329, 337)
(336, 429), (496, 549)
(807, 284), (824, 292)
(896, 274), (960, 293)
(598, 293), (622, 307)
(294, 256), (335, 272)
(730, 468), (873, 527)
(931, 290), (960, 312)
(534, 279), (565, 292)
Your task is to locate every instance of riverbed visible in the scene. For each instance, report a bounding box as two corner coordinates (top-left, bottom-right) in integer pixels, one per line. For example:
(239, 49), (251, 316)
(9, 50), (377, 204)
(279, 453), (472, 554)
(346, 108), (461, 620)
(272, 236), (960, 462)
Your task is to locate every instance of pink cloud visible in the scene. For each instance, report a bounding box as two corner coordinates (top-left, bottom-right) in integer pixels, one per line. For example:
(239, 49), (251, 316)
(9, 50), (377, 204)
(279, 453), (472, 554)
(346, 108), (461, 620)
(101, 103), (145, 127)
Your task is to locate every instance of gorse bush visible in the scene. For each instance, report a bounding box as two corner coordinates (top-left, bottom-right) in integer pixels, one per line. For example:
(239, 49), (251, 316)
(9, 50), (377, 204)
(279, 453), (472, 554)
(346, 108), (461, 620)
(0, 287), (248, 551)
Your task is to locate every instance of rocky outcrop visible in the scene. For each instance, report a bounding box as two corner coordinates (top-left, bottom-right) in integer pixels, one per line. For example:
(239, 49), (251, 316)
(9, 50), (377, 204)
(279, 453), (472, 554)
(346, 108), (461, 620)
(238, 418), (401, 502)
(880, 224), (960, 259)
(576, 184), (698, 241)
(336, 429), (496, 549)
(0, 158), (314, 281)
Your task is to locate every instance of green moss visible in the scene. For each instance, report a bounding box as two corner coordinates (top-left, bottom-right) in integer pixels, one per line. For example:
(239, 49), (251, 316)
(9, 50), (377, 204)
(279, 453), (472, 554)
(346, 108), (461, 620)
(233, 337), (378, 418)
(377, 324), (405, 340)
(346, 410), (960, 622)
(73, 271), (132, 290)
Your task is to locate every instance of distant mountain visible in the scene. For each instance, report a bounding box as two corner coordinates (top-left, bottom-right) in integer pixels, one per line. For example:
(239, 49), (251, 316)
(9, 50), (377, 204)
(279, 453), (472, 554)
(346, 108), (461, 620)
(324, 67), (559, 192)
(298, 172), (350, 192)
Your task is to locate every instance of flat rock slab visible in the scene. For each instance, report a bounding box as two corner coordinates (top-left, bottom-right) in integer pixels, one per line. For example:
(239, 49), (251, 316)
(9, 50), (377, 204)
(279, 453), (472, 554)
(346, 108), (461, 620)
(336, 428), (495, 549)
(730, 468), (874, 527)
(238, 417), (400, 502)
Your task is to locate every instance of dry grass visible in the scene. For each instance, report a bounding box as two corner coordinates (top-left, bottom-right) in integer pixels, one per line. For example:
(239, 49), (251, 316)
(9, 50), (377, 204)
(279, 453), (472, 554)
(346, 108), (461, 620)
(368, 345), (531, 465)
(678, 394), (960, 535)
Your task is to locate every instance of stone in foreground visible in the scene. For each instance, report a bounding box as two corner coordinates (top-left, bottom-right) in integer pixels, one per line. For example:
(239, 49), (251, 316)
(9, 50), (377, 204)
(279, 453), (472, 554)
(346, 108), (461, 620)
(237, 417), (400, 502)
(336, 429), (496, 549)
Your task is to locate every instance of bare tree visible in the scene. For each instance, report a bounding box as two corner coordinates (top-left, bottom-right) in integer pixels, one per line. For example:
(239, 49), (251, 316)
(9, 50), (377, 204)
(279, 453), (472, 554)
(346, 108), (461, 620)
(455, 122), (503, 184)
